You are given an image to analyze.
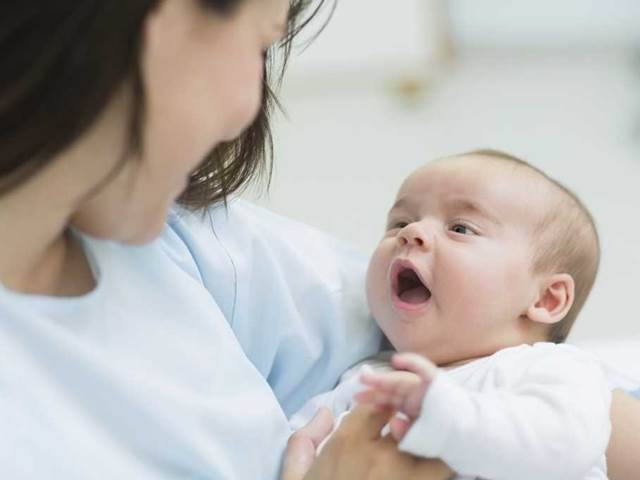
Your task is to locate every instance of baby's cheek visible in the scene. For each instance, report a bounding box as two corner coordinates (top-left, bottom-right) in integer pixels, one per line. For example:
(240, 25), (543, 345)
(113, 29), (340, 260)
(451, 281), (516, 332)
(443, 276), (498, 326)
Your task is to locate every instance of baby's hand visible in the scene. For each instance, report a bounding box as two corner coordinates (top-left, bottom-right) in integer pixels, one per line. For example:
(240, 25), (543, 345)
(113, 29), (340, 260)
(354, 353), (438, 441)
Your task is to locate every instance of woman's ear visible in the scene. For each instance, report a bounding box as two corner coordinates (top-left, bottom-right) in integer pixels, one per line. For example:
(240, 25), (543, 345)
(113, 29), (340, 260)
(526, 273), (575, 325)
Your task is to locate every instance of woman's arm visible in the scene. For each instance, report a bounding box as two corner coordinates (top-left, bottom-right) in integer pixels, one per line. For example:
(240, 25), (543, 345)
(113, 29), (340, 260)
(608, 389), (640, 480)
(282, 405), (452, 480)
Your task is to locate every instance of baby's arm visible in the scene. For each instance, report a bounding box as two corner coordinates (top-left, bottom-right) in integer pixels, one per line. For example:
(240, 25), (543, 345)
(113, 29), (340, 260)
(357, 347), (611, 480)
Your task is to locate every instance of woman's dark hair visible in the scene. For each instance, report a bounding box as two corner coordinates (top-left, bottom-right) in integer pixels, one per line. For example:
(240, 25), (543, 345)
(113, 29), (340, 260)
(0, 0), (330, 209)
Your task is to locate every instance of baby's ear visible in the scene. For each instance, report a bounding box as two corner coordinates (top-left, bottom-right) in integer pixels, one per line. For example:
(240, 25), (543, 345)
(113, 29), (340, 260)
(526, 273), (575, 325)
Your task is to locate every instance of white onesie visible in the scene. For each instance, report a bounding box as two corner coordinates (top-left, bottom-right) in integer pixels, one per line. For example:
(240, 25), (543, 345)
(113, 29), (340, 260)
(290, 343), (611, 480)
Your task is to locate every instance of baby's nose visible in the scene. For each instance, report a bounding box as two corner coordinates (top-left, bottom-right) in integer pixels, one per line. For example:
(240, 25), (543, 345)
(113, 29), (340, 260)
(397, 223), (430, 250)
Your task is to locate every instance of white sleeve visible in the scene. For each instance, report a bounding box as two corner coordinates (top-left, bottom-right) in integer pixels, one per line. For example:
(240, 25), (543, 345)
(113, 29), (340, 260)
(289, 367), (368, 431)
(398, 348), (611, 480)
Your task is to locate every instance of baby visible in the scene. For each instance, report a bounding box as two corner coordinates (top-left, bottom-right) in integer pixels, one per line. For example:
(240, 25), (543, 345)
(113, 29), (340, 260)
(290, 150), (611, 479)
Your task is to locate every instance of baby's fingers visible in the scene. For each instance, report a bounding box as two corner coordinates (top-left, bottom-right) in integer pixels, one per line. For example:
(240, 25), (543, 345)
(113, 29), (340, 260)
(358, 370), (423, 412)
(389, 414), (412, 442)
(360, 369), (422, 396)
(353, 389), (394, 409)
(354, 388), (410, 412)
(391, 352), (439, 382)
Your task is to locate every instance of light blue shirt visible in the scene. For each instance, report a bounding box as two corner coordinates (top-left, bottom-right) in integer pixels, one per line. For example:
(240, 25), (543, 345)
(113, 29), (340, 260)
(0, 200), (382, 479)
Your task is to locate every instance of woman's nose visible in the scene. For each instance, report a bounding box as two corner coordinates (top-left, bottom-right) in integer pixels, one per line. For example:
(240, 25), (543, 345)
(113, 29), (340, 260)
(397, 223), (430, 250)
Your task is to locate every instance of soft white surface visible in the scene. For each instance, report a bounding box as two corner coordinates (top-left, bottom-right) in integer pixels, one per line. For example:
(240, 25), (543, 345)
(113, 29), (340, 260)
(577, 339), (640, 390)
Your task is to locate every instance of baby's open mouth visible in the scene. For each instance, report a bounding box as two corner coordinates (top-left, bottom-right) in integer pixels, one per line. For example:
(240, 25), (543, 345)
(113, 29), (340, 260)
(394, 266), (432, 305)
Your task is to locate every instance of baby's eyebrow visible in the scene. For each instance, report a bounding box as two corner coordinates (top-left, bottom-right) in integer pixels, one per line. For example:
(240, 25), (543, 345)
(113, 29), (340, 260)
(389, 197), (409, 213)
(447, 198), (502, 225)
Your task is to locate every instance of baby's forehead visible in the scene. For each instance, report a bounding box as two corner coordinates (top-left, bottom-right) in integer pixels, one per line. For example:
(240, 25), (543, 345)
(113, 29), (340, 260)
(419, 154), (527, 178)
(403, 155), (531, 192)
(398, 155), (550, 221)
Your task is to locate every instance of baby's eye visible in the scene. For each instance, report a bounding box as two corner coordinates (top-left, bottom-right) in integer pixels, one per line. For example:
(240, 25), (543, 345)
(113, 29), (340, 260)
(388, 221), (409, 230)
(450, 223), (476, 235)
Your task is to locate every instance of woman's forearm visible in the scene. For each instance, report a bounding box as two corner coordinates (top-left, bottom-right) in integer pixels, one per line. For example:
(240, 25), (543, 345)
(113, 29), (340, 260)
(607, 389), (640, 480)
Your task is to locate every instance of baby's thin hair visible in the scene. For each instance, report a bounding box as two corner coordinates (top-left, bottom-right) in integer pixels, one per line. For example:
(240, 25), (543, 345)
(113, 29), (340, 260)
(463, 149), (600, 343)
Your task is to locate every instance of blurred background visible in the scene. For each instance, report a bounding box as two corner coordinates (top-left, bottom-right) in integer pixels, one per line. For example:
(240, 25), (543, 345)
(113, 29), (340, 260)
(249, 0), (640, 341)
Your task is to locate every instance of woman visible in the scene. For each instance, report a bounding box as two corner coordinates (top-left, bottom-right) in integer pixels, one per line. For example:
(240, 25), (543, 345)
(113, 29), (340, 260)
(0, 1), (637, 479)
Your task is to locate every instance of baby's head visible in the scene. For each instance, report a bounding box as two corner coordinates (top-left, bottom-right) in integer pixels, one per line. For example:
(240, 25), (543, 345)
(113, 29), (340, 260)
(366, 150), (599, 365)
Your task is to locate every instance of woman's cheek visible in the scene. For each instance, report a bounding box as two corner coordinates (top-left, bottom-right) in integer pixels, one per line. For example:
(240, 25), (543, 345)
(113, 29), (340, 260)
(221, 70), (263, 141)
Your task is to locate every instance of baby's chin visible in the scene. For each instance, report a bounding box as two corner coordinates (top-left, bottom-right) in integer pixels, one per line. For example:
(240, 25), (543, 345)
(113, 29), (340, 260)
(431, 338), (538, 368)
(385, 335), (488, 367)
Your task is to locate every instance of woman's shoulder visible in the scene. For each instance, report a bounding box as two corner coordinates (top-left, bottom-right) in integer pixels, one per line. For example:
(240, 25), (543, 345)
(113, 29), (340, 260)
(163, 199), (368, 293)
(167, 199), (361, 254)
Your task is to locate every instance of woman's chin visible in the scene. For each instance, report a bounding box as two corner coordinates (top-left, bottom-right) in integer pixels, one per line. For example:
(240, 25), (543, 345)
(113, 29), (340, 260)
(121, 227), (164, 245)
(123, 214), (168, 245)
(72, 208), (168, 245)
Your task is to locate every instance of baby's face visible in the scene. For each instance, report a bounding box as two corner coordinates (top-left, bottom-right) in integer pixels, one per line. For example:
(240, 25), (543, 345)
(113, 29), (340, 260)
(366, 156), (543, 365)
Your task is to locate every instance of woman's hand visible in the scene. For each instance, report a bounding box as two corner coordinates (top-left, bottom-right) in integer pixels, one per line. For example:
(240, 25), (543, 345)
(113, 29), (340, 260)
(607, 389), (640, 480)
(281, 407), (334, 480)
(282, 405), (452, 480)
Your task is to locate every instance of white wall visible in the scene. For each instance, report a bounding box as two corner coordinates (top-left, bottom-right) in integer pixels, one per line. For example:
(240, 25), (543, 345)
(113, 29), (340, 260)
(449, 0), (640, 49)
(282, 0), (450, 91)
